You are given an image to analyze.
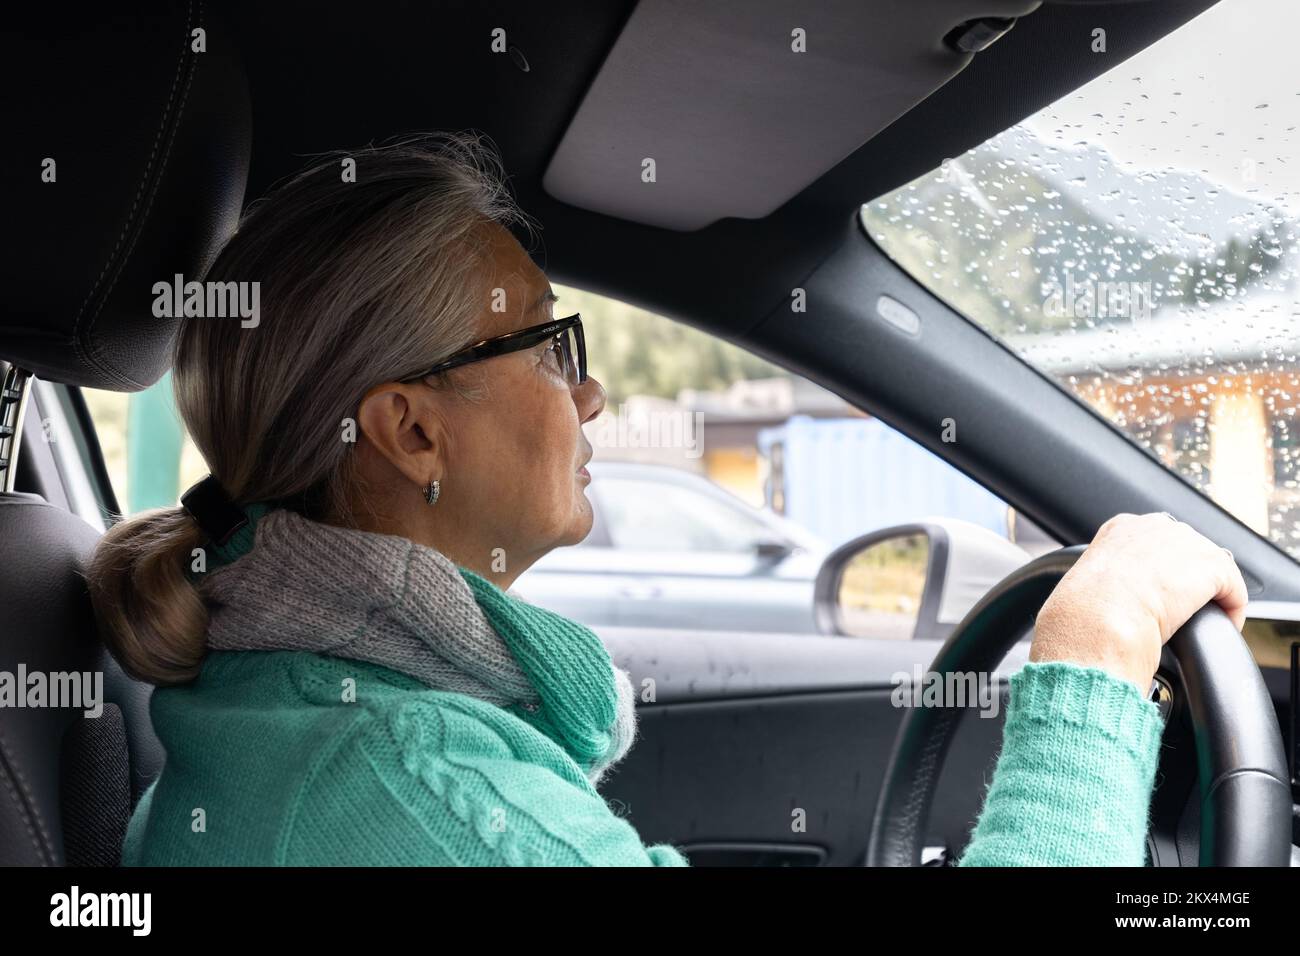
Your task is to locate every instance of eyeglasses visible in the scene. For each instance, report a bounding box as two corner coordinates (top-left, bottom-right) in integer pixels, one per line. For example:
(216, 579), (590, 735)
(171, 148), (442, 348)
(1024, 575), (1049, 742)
(398, 313), (587, 387)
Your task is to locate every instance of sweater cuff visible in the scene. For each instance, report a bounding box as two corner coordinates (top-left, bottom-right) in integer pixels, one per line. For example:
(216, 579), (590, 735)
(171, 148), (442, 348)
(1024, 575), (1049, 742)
(958, 660), (1166, 867)
(1007, 660), (1165, 765)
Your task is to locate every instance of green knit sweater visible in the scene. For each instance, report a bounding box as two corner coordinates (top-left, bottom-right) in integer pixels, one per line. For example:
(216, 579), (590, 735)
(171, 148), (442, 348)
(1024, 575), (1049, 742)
(121, 648), (1164, 866)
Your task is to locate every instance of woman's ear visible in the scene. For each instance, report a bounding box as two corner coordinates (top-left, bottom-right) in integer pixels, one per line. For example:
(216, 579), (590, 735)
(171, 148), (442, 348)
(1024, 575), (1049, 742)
(355, 381), (450, 487)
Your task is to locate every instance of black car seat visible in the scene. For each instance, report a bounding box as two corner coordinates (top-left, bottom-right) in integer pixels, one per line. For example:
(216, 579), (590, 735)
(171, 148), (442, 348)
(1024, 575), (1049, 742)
(0, 4), (249, 865)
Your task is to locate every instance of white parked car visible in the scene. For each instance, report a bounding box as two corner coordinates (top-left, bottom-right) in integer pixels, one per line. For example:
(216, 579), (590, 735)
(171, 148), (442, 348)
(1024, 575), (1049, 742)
(515, 461), (828, 633)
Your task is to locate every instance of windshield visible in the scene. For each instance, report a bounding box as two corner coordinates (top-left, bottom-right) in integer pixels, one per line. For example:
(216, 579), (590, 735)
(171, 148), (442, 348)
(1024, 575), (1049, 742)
(862, 0), (1300, 560)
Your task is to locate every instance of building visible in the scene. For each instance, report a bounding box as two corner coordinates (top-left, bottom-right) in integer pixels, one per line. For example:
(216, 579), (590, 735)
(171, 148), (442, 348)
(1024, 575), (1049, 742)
(1006, 292), (1300, 536)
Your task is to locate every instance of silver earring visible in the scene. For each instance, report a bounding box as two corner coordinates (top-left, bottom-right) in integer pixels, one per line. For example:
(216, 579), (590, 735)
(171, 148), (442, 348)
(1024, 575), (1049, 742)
(424, 478), (441, 506)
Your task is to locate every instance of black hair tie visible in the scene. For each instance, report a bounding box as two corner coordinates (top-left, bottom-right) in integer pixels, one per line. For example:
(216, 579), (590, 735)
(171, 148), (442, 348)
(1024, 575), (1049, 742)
(180, 475), (249, 546)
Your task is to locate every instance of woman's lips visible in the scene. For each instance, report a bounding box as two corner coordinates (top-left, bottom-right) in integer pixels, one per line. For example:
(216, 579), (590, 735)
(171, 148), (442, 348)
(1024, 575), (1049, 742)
(577, 465), (591, 479)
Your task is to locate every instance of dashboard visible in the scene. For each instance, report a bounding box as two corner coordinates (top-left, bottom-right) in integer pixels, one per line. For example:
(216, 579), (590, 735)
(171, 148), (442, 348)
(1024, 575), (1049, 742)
(1241, 609), (1299, 809)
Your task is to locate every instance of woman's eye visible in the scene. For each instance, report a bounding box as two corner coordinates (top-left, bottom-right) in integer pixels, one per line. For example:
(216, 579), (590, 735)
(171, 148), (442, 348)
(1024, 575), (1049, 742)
(540, 340), (563, 372)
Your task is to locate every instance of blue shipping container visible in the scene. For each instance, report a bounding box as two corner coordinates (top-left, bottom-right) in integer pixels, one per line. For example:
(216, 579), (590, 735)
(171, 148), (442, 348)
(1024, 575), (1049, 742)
(757, 416), (1010, 548)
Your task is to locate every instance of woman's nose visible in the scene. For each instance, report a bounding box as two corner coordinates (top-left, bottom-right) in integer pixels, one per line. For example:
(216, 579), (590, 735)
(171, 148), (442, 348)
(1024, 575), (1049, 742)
(575, 376), (607, 425)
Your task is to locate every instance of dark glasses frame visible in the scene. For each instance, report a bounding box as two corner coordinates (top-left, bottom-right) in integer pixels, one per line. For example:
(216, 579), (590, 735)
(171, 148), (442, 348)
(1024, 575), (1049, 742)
(397, 313), (587, 386)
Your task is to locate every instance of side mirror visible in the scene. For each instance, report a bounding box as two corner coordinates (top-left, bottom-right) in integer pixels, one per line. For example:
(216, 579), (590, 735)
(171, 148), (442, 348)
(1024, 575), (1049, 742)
(813, 518), (1031, 641)
(754, 537), (794, 561)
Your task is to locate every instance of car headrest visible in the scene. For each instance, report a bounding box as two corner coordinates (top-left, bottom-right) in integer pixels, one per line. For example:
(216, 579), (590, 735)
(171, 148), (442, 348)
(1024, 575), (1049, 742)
(0, 3), (251, 391)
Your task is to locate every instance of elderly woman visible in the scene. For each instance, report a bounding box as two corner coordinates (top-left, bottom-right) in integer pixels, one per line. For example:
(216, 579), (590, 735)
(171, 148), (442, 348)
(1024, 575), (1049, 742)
(88, 133), (1247, 866)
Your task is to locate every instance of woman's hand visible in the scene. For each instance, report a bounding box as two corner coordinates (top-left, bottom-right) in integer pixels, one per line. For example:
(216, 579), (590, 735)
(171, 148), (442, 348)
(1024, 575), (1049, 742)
(1030, 512), (1249, 694)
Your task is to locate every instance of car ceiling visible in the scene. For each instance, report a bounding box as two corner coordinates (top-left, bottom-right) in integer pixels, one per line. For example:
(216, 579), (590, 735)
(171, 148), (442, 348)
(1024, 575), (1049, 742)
(230, 0), (1218, 341)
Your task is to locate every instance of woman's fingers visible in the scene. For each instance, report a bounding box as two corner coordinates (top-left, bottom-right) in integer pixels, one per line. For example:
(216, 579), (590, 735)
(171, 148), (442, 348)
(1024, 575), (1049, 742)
(1163, 518), (1248, 637)
(1210, 545), (1249, 634)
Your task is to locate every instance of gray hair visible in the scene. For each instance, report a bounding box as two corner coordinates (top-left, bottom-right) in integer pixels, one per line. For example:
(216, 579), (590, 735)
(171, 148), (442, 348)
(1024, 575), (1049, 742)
(87, 131), (529, 685)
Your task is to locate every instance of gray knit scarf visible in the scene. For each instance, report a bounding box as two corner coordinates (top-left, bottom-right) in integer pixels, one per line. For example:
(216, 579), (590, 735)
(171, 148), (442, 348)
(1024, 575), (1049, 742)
(199, 507), (639, 787)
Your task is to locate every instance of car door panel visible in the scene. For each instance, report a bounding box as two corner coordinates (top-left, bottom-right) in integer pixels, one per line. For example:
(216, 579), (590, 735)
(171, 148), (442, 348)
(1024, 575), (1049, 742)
(597, 629), (1026, 865)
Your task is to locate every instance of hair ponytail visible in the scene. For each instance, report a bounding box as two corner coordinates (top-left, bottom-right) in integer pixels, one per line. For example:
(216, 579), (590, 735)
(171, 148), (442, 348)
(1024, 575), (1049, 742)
(86, 508), (211, 685)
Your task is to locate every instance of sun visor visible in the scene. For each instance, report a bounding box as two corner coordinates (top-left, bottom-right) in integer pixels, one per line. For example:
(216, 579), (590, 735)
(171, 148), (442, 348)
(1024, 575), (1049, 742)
(543, 0), (1041, 231)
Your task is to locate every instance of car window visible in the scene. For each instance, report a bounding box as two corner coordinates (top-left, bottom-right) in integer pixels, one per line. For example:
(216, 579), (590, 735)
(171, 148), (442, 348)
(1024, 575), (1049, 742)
(861, 0), (1300, 561)
(511, 283), (1053, 635)
(80, 371), (208, 515)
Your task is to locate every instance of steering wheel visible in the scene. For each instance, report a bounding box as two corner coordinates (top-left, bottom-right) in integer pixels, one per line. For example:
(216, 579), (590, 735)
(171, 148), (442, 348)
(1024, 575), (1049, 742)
(867, 545), (1293, 866)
